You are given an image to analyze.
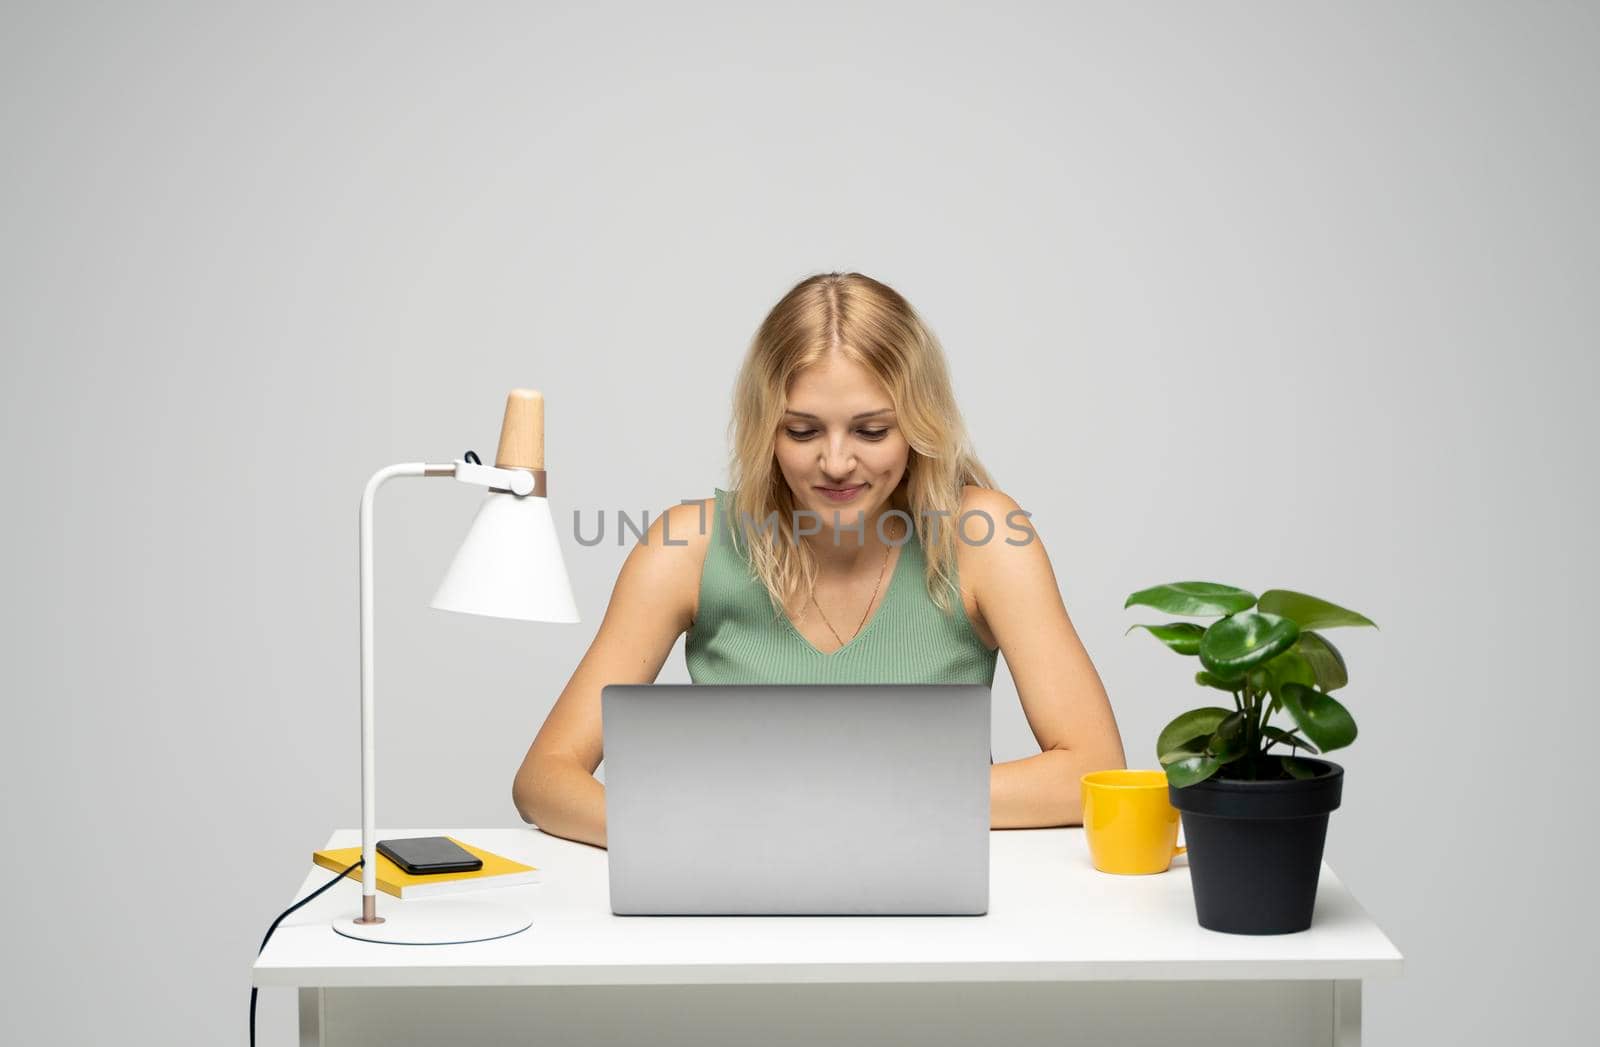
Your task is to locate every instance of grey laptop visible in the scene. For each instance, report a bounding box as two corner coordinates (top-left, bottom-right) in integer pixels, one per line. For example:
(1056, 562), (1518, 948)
(601, 683), (991, 916)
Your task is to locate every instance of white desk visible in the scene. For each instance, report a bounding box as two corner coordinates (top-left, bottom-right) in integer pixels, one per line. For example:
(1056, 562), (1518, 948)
(254, 827), (1402, 1046)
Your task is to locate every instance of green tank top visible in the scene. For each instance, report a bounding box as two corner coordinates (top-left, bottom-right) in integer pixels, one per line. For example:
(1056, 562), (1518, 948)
(685, 488), (1000, 685)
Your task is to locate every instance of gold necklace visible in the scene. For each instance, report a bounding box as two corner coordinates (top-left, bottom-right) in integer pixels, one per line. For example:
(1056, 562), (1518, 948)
(799, 519), (900, 649)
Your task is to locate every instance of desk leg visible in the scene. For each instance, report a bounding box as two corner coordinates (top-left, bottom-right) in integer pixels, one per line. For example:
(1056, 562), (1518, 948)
(298, 988), (324, 1047)
(1333, 981), (1361, 1047)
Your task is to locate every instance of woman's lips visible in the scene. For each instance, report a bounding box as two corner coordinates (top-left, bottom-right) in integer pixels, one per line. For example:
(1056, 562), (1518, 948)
(817, 484), (865, 502)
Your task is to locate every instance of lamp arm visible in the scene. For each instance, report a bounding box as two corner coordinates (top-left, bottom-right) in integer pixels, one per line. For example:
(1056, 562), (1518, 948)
(354, 462), (452, 922)
(354, 457), (546, 923)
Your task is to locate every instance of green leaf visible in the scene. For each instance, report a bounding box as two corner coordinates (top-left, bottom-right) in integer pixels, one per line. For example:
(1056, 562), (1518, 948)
(1279, 682), (1358, 752)
(1159, 741), (1207, 765)
(1194, 670), (1236, 692)
(1262, 725), (1319, 754)
(1198, 613), (1301, 682)
(1156, 707), (1233, 759)
(1165, 754), (1223, 788)
(1125, 622), (1205, 656)
(1282, 755), (1322, 780)
(1264, 649), (1317, 694)
(1125, 582), (1257, 617)
(1296, 632), (1349, 691)
(1258, 589), (1377, 630)
(1208, 711), (1249, 762)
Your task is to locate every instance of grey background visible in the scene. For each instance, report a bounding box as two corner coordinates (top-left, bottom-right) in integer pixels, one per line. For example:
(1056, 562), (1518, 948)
(1, 1), (1592, 1043)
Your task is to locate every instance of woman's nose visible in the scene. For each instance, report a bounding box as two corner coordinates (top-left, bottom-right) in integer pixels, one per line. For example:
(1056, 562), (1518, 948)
(820, 436), (855, 478)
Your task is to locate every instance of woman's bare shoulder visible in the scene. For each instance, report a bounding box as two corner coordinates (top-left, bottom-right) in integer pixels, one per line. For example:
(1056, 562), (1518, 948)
(946, 486), (1015, 650)
(958, 483), (1020, 514)
(956, 485), (1033, 545)
(628, 496), (717, 626)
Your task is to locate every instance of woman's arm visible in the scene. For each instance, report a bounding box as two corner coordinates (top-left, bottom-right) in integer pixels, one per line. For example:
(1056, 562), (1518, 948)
(512, 500), (710, 848)
(961, 487), (1127, 827)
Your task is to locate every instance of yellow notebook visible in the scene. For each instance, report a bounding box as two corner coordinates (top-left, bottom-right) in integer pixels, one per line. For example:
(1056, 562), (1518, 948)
(311, 837), (540, 899)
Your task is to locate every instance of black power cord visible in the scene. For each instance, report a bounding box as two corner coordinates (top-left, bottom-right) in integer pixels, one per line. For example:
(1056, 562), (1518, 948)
(251, 859), (361, 1047)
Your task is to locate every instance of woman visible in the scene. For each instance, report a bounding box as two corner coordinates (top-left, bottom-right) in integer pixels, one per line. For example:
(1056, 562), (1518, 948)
(513, 272), (1125, 848)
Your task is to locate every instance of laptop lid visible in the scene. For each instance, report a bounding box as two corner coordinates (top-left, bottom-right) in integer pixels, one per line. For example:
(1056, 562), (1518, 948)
(601, 683), (990, 916)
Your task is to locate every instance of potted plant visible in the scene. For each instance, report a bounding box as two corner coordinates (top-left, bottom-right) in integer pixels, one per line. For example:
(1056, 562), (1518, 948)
(1124, 582), (1377, 935)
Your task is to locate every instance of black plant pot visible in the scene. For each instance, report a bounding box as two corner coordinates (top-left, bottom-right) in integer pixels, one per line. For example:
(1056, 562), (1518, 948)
(1168, 758), (1343, 935)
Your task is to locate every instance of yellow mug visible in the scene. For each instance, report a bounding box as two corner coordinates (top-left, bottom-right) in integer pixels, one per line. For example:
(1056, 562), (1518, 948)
(1081, 769), (1187, 875)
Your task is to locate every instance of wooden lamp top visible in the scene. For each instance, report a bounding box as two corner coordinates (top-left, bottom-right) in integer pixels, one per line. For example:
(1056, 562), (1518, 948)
(495, 388), (545, 471)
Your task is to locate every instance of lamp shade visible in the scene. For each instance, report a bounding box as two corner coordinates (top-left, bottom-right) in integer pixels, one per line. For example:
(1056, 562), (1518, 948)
(430, 490), (580, 622)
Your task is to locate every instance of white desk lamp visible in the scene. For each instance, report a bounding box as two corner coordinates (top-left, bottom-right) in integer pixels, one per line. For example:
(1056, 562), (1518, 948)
(334, 388), (579, 945)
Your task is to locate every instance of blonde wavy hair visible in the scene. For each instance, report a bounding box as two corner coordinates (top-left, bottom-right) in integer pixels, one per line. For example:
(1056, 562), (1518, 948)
(724, 272), (994, 618)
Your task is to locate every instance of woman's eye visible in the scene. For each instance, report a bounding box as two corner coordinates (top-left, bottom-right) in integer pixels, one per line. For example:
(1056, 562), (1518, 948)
(784, 427), (889, 441)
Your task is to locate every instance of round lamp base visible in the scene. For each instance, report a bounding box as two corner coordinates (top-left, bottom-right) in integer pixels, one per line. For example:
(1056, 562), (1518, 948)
(332, 898), (532, 945)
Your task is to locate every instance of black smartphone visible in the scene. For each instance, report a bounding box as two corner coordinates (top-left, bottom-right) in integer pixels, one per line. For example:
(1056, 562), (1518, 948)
(376, 836), (484, 875)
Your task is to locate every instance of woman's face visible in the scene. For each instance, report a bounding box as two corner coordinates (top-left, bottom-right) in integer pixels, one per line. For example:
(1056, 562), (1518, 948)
(774, 354), (910, 530)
